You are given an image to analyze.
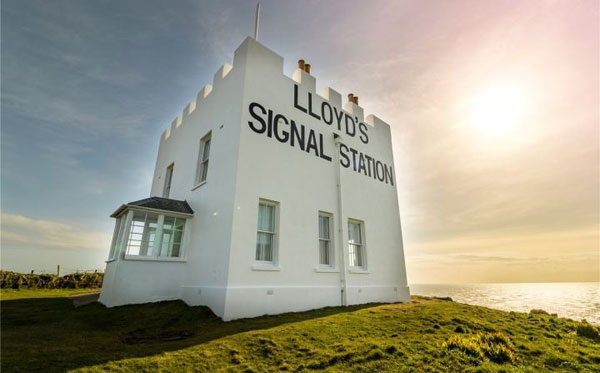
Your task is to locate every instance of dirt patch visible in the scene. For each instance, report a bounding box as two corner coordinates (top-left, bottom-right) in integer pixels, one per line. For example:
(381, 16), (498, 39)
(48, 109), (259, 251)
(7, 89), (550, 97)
(122, 328), (193, 344)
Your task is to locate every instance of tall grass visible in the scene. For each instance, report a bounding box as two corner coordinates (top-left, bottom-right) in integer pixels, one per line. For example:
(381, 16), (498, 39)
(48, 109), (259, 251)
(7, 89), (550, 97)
(0, 271), (103, 289)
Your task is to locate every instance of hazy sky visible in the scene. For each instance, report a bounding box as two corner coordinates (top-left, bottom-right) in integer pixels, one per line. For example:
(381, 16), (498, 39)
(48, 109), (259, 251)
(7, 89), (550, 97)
(1, 0), (598, 283)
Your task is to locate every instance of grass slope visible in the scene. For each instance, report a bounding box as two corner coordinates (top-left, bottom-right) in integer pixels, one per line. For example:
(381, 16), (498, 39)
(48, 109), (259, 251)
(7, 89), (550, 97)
(0, 288), (99, 300)
(1, 294), (599, 372)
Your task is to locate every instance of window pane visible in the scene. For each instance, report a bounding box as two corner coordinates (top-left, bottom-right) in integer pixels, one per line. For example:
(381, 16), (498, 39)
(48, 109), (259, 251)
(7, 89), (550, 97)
(319, 215), (330, 240)
(202, 139), (211, 161)
(161, 232), (172, 256)
(257, 204), (274, 232)
(171, 243), (181, 257)
(256, 232), (273, 261)
(319, 240), (330, 265)
(163, 216), (175, 230)
(348, 222), (361, 244)
(201, 160), (209, 182)
(174, 218), (185, 230)
(173, 230), (184, 245)
(349, 244), (362, 267)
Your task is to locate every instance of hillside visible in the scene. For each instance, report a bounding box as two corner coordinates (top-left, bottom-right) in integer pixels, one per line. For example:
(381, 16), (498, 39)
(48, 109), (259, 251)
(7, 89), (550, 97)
(1, 292), (598, 372)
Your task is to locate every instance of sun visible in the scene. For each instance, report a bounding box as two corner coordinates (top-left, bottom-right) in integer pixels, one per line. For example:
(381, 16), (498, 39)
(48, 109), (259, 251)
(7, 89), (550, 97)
(466, 83), (527, 138)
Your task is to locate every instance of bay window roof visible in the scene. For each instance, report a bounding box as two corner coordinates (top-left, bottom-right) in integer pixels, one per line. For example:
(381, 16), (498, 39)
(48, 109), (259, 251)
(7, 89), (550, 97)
(111, 197), (194, 218)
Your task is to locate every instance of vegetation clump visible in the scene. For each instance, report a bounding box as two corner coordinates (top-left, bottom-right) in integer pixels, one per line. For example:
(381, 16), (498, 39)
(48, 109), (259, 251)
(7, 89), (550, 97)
(443, 332), (517, 364)
(0, 271), (103, 289)
(529, 309), (549, 315)
(576, 323), (600, 341)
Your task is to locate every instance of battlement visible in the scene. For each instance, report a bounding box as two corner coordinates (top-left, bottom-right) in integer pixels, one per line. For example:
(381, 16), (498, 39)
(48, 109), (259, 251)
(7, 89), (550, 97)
(161, 37), (388, 142)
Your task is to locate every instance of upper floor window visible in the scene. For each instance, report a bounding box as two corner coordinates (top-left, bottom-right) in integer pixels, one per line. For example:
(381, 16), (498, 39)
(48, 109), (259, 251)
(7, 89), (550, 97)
(163, 163), (174, 198)
(348, 219), (365, 269)
(318, 212), (333, 267)
(195, 132), (211, 186)
(256, 200), (278, 263)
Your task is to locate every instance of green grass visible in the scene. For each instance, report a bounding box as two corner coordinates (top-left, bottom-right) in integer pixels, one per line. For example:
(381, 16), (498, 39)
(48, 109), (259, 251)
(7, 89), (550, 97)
(0, 288), (100, 300)
(1, 293), (599, 372)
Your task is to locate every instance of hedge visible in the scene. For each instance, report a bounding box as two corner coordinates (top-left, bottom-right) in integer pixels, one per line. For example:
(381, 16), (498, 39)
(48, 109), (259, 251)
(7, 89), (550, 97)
(0, 271), (103, 289)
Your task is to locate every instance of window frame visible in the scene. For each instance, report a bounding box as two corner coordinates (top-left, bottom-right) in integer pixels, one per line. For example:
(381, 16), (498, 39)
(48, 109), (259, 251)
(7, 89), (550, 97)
(194, 132), (212, 188)
(254, 199), (279, 266)
(347, 218), (367, 270)
(318, 211), (334, 268)
(163, 163), (174, 198)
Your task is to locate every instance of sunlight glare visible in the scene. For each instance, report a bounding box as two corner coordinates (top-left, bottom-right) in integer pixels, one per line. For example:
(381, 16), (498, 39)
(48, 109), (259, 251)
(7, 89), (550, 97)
(467, 83), (527, 138)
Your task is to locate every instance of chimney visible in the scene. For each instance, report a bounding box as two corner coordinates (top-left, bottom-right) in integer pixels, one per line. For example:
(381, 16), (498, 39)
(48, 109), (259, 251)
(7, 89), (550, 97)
(298, 59), (305, 70)
(304, 63), (311, 74)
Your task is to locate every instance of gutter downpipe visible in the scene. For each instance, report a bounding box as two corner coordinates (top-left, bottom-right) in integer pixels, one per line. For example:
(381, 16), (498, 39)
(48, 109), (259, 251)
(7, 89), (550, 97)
(334, 133), (348, 306)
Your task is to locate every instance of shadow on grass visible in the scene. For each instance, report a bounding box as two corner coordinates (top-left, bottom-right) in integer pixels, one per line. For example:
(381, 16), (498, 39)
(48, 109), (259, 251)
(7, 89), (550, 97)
(1, 295), (379, 372)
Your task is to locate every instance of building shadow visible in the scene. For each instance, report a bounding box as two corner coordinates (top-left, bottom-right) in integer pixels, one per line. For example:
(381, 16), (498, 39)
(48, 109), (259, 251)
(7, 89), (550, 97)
(1, 295), (383, 372)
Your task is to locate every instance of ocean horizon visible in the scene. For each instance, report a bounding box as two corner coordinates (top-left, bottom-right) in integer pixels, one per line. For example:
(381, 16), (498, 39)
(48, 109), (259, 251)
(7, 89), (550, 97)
(410, 282), (600, 325)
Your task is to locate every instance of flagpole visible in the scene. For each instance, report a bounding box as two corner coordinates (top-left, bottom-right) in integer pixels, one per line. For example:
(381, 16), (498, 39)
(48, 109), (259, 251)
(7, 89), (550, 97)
(254, 2), (260, 40)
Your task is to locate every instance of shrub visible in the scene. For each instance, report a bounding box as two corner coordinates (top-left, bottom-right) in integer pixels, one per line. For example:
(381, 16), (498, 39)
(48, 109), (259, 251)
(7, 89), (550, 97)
(444, 332), (517, 364)
(576, 323), (600, 341)
(530, 309), (549, 315)
(0, 271), (103, 289)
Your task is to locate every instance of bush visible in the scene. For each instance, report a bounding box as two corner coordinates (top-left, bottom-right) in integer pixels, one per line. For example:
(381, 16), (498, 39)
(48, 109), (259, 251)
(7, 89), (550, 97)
(0, 271), (103, 289)
(530, 309), (549, 315)
(576, 323), (600, 341)
(444, 332), (517, 364)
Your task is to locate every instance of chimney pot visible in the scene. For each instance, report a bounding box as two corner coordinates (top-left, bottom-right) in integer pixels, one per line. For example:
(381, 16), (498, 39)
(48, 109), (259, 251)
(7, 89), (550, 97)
(353, 96), (359, 105)
(304, 63), (311, 74)
(348, 93), (354, 103)
(298, 59), (305, 70)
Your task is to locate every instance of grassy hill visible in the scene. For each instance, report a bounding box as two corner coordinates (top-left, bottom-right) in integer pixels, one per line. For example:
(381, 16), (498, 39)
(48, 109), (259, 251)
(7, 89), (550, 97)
(1, 291), (598, 372)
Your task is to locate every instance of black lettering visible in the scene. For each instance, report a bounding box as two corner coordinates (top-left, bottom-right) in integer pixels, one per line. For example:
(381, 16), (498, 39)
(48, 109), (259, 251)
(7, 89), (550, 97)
(345, 114), (356, 137)
(358, 153), (367, 175)
(321, 102), (333, 125)
(318, 133), (332, 162)
(376, 161), (385, 181)
(306, 129), (319, 156)
(384, 164), (394, 186)
(290, 120), (305, 151)
(339, 143), (350, 168)
(308, 93), (321, 120)
(273, 114), (289, 143)
(267, 109), (273, 138)
(248, 102), (267, 133)
(365, 154), (373, 177)
(359, 122), (369, 144)
(349, 147), (358, 171)
(293, 84), (307, 113)
(333, 107), (344, 131)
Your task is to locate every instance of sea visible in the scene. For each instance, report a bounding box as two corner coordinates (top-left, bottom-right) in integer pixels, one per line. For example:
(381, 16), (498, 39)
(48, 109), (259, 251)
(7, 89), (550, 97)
(410, 282), (600, 325)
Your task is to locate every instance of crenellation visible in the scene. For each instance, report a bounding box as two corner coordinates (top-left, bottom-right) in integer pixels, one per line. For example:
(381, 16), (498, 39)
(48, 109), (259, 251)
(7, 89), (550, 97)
(320, 87), (342, 108)
(344, 101), (365, 124)
(292, 68), (316, 92)
(197, 84), (213, 103)
(365, 114), (389, 129)
(184, 101), (196, 117)
(213, 63), (233, 88)
(163, 127), (171, 140)
(171, 115), (183, 131)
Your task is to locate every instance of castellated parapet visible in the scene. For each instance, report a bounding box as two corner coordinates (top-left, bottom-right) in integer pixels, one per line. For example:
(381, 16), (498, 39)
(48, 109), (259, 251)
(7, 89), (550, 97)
(161, 38), (388, 143)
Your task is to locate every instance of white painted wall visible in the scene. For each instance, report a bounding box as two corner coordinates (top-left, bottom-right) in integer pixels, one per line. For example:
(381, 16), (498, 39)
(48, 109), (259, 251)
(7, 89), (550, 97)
(99, 37), (410, 320)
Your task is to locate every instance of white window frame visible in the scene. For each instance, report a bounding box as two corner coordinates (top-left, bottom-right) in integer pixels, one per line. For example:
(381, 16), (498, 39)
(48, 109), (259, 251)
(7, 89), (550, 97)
(254, 199), (279, 267)
(163, 163), (174, 198)
(318, 211), (334, 268)
(194, 132), (211, 188)
(348, 219), (367, 270)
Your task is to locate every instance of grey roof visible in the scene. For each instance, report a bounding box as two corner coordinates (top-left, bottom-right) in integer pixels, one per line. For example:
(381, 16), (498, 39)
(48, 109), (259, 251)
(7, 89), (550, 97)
(111, 197), (194, 217)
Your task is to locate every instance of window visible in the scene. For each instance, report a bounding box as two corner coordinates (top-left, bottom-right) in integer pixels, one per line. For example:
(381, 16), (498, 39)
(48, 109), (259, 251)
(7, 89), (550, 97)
(163, 163), (174, 198)
(348, 220), (365, 268)
(256, 200), (277, 263)
(108, 216), (125, 260)
(124, 211), (186, 258)
(318, 213), (333, 266)
(126, 212), (159, 256)
(195, 133), (211, 185)
(160, 216), (186, 257)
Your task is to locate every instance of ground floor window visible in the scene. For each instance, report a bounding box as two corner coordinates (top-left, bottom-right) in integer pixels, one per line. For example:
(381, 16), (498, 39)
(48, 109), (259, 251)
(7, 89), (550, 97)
(348, 219), (365, 268)
(318, 212), (333, 266)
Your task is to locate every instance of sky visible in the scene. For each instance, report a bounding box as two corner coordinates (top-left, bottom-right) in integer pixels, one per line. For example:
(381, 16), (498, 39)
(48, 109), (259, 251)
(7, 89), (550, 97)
(1, 0), (598, 283)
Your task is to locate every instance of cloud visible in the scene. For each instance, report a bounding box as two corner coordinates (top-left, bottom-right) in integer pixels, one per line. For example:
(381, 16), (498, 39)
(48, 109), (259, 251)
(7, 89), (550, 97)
(1, 211), (112, 252)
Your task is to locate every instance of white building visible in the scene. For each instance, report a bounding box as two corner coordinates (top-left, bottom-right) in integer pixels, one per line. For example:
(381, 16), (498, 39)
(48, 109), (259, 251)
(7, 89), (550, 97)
(99, 37), (410, 321)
